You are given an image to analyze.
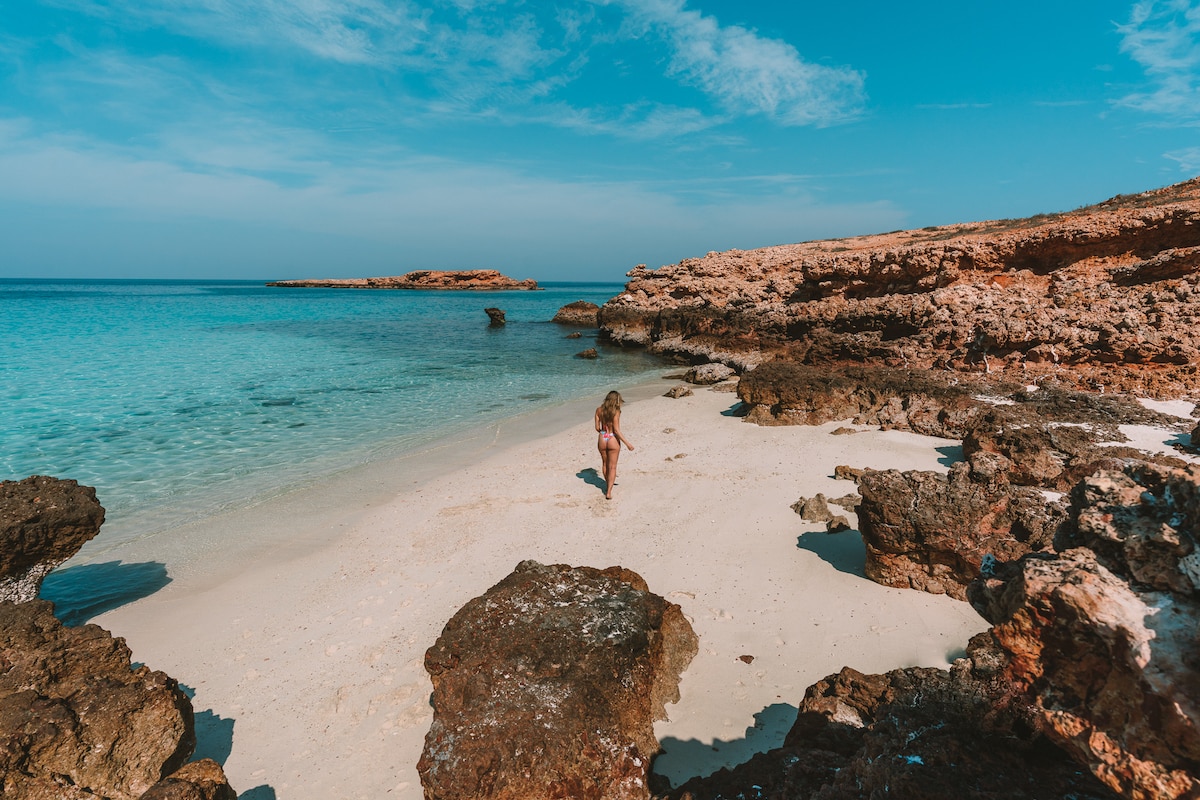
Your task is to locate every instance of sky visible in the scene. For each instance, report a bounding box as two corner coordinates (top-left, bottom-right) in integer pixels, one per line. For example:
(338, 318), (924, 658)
(2, 1), (1200, 281)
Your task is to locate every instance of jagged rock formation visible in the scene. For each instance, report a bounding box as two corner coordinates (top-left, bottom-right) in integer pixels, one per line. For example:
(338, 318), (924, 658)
(267, 269), (538, 290)
(0, 600), (235, 800)
(601, 179), (1200, 396)
(662, 633), (1117, 800)
(1, 476), (105, 604)
(663, 462), (1200, 800)
(739, 363), (1189, 485)
(972, 463), (1200, 800)
(419, 561), (697, 800)
(857, 454), (1069, 599)
(485, 307), (506, 326)
(551, 300), (601, 326)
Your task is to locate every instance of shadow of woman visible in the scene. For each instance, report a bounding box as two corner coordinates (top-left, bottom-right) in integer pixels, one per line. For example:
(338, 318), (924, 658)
(576, 467), (607, 494)
(39, 560), (171, 625)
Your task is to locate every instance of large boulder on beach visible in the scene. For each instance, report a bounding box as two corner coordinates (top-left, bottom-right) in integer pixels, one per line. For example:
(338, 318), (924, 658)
(1, 476), (105, 604)
(551, 300), (600, 326)
(856, 455), (1068, 600)
(0, 599), (230, 800)
(418, 560), (697, 800)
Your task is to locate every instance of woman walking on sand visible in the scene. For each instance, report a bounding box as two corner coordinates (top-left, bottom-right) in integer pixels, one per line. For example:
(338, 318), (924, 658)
(595, 390), (634, 499)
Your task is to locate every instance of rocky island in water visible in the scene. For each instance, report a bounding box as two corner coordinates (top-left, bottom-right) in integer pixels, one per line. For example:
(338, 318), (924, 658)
(266, 269), (538, 290)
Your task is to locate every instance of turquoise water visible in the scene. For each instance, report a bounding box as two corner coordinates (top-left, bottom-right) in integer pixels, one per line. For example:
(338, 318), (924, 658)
(2, 280), (663, 544)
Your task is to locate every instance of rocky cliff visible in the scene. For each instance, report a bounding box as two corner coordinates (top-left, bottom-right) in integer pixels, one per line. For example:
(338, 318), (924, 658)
(600, 179), (1200, 396)
(267, 269), (538, 290)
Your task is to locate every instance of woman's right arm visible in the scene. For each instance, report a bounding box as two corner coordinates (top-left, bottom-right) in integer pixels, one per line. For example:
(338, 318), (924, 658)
(613, 413), (634, 450)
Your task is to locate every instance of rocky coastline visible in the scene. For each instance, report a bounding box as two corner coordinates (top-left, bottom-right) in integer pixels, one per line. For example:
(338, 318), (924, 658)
(593, 178), (1200, 799)
(598, 178), (1200, 397)
(266, 269), (538, 290)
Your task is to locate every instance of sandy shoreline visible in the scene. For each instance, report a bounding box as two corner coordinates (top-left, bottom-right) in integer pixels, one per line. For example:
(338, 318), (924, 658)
(81, 381), (988, 799)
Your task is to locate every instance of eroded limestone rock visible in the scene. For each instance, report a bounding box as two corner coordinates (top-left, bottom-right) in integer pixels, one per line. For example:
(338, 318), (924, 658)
(856, 454), (1068, 599)
(1, 476), (105, 604)
(663, 634), (1116, 800)
(0, 600), (206, 800)
(419, 561), (697, 800)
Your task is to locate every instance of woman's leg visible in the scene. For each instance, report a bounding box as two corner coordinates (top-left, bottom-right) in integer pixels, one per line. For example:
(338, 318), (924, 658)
(603, 442), (620, 498)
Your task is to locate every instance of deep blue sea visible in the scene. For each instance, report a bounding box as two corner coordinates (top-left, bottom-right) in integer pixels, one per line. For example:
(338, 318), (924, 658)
(2, 279), (664, 546)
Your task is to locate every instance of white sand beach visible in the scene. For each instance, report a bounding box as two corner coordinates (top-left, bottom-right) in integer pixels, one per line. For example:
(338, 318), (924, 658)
(84, 380), (988, 799)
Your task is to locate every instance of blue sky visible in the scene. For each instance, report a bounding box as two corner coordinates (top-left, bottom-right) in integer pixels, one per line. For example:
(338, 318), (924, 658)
(2, 0), (1199, 281)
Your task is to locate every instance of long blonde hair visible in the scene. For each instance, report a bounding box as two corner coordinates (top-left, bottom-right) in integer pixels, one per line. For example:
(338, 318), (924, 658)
(598, 390), (623, 426)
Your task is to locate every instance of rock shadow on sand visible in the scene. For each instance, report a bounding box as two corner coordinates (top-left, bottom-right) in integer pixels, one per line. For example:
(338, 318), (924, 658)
(39, 560), (171, 625)
(652, 702), (798, 790)
(935, 443), (964, 467)
(178, 684), (236, 767)
(796, 528), (867, 577)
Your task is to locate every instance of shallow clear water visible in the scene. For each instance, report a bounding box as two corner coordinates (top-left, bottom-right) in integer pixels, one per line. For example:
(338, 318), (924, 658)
(2, 279), (663, 544)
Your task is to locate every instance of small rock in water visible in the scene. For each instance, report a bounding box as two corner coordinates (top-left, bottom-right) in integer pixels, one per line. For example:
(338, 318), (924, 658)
(566, 331), (583, 339)
(576, 348), (598, 359)
(485, 307), (506, 326)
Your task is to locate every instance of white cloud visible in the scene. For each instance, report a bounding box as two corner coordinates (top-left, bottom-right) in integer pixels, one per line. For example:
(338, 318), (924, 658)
(0, 118), (904, 277)
(1165, 144), (1200, 170)
(607, 0), (865, 126)
(1117, 0), (1200, 116)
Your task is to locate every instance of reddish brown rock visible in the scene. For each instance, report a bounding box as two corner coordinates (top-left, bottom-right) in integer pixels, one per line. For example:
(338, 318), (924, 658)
(0, 600), (207, 800)
(663, 634), (1116, 800)
(601, 179), (1200, 397)
(267, 269), (538, 290)
(962, 386), (1189, 490)
(551, 300), (601, 326)
(484, 307), (506, 326)
(683, 363), (735, 385)
(1, 476), (105, 604)
(856, 455), (1068, 599)
(419, 560), (697, 800)
(139, 760), (236, 800)
(971, 463), (1200, 800)
(737, 362), (990, 436)
(663, 385), (693, 399)
(576, 348), (599, 359)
